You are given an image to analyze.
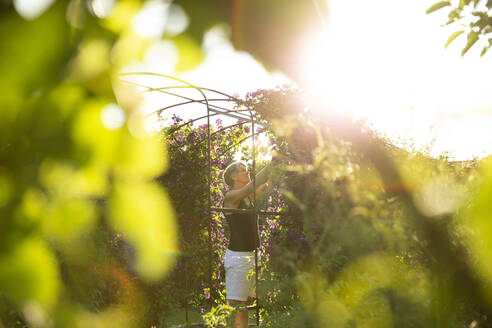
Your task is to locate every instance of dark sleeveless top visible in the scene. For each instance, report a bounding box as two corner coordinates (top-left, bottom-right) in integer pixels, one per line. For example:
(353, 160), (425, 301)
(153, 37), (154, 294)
(225, 199), (260, 252)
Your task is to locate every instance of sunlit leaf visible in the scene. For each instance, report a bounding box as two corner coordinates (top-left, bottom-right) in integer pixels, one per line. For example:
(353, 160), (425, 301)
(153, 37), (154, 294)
(463, 158), (492, 303)
(102, 0), (141, 33)
(108, 181), (177, 281)
(173, 34), (205, 72)
(76, 306), (140, 328)
(0, 1), (69, 121)
(114, 131), (168, 180)
(480, 39), (492, 56)
(296, 273), (351, 327)
(426, 1), (451, 14)
(40, 160), (106, 198)
(353, 292), (394, 328)
(14, 188), (46, 230)
(0, 171), (13, 208)
(445, 30), (464, 48)
(72, 100), (121, 166)
(73, 100), (167, 179)
(69, 39), (111, 81)
(333, 254), (394, 310)
(461, 31), (479, 56)
(295, 253), (429, 327)
(111, 30), (152, 69)
(49, 84), (86, 118)
(0, 238), (59, 309)
(42, 197), (97, 243)
(446, 9), (462, 25)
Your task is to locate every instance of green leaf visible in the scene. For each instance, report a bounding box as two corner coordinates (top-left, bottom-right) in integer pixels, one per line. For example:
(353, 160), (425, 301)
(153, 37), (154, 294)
(0, 238), (59, 309)
(461, 31), (479, 55)
(480, 46), (489, 56)
(108, 181), (177, 281)
(426, 1), (451, 14)
(471, 12), (490, 32)
(72, 100), (121, 166)
(445, 30), (464, 48)
(463, 158), (492, 289)
(480, 39), (492, 56)
(43, 197), (98, 243)
(114, 130), (169, 180)
(458, 0), (474, 7)
(487, 0), (492, 9)
(102, 0), (142, 33)
(173, 34), (205, 72)
(0, 1), (70, 122)
(446, 8), (462, 24)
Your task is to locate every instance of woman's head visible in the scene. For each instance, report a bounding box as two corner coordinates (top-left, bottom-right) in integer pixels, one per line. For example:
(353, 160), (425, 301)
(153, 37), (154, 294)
(223, 161), (249, 188)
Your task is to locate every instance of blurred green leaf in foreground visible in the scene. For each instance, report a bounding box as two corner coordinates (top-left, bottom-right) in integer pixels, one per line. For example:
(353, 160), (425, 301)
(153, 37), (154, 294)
(0, 1), (178, 326)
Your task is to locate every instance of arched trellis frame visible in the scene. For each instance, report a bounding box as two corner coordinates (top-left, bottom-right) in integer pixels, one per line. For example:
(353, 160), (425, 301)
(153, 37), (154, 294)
(119, 72), (289, 327)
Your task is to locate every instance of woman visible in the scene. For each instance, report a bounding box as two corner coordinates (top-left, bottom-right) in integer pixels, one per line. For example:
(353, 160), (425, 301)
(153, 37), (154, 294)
(222, 161), (272, 328)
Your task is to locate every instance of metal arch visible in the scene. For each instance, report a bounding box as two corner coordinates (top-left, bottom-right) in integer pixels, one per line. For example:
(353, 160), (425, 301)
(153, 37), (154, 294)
(144, 98), (236, 118)
(119, 72), (287, 327)
(119, 78), (269, 126)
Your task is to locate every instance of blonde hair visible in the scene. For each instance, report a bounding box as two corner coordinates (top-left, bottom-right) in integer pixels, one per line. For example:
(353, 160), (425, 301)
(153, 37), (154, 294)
(223, 161), (247, 188)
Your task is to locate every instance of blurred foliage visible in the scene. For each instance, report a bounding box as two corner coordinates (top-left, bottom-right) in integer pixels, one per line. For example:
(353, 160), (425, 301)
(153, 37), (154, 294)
(0, 0), (178, 327)
(240, 87), (486, 327)
(202, 303), (235, 328)
(426, 0), (492, 56)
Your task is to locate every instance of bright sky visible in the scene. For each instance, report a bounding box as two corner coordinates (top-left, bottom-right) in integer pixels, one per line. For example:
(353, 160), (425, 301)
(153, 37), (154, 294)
(300, 0), (492, 160)
(125, 0), (492, 161)
(17, 0), (492, 160)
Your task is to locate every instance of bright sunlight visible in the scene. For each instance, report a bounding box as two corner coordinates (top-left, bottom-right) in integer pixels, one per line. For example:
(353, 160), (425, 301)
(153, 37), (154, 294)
(300, 0), (492, 159)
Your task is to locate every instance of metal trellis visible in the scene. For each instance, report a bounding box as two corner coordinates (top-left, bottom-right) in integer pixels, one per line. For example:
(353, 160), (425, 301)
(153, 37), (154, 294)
(120, 73), (289, 327)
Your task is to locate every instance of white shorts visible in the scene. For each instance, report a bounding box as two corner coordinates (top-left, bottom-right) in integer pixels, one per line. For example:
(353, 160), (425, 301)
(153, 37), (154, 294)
(224, 249), (256, 301)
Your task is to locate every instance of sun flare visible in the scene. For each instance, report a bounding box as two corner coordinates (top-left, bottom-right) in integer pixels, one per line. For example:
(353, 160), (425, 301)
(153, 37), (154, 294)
(299, 0), (492, 159)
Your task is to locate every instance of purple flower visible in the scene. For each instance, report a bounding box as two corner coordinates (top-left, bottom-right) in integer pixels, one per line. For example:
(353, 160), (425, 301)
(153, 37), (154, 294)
(172, 114), (183, 124)
(187, 132), (197, 143)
